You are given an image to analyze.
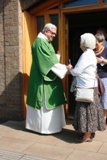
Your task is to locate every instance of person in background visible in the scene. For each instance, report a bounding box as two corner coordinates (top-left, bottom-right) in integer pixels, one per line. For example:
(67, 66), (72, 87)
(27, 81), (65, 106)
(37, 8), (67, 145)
(94, 33), (107, 128)
(26, 23), (68, 134)
(96, 27), (107, 48)
(67, 33), (105, 143)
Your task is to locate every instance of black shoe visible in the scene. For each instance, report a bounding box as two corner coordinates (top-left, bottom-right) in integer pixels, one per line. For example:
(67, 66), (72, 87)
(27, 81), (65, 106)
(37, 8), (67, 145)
(91, 132), (95, 139)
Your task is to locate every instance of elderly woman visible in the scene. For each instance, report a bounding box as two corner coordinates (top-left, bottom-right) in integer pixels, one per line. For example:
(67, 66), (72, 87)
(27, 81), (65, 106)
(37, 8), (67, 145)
(94, 33), (107, 127)
(67, 33), (105, 143)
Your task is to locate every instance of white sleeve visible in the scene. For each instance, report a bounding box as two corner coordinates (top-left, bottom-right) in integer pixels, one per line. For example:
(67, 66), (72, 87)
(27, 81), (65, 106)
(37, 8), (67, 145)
(51, 63), (68, 79)
(71, 52), (92, 76)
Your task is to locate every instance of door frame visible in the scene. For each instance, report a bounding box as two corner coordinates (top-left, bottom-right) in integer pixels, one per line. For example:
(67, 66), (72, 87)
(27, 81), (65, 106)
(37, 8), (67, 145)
(23, 0), (107, 119)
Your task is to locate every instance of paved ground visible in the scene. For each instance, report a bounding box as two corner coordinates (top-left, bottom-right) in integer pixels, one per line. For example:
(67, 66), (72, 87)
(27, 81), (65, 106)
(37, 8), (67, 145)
(0, 120), (107, 160)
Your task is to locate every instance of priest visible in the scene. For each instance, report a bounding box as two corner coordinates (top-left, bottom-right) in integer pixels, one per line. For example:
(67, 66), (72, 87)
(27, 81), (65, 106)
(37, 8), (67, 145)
(26, 23), (68, 134)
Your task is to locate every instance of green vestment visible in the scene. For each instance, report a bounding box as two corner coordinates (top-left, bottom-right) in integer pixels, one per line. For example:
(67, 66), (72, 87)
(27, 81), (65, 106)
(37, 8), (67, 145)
(26, 37), (66, 110)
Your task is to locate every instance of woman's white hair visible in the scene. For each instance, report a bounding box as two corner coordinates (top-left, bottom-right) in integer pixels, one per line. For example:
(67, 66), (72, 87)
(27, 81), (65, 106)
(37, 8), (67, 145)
(42, 23), (57, 32)
(80, 33), (96, 49)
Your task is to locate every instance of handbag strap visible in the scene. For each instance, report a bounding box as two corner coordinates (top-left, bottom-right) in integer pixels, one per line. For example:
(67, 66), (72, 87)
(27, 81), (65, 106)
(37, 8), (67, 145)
(93, 69), (98, 89)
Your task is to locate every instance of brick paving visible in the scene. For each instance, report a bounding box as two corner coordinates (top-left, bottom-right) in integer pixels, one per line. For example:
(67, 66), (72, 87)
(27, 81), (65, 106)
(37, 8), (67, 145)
(0, 120), (107, 160)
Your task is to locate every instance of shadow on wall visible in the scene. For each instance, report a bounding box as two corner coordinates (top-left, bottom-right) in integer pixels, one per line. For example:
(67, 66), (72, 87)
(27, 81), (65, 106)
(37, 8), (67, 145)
(0, 72), (29, 122)
(0, 0), (11, 13)
(19, 0), (43, 11)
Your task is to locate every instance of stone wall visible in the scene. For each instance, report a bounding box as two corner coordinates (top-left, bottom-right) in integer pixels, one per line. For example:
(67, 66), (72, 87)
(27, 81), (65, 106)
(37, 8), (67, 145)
(0, 0), (23, 121)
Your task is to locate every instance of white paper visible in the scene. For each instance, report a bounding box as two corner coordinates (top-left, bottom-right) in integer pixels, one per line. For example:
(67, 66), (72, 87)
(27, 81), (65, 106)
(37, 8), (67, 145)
(100, 56), (105, 66)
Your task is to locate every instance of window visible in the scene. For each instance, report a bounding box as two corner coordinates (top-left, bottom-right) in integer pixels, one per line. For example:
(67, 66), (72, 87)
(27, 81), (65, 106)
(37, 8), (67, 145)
(64, 0), (98, 8)
(103, 0), (107, 2)
(37, 16), (44, 33)
(50, 15), (58, 52)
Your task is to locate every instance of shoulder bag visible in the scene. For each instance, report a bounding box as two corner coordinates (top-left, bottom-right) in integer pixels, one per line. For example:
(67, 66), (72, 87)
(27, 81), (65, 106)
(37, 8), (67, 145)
(75, 77), (96, 103)
(75, 87), (94, 103)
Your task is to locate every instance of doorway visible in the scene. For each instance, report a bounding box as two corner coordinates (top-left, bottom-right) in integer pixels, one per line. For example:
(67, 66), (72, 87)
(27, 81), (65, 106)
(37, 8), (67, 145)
(68, 10), (107, 118)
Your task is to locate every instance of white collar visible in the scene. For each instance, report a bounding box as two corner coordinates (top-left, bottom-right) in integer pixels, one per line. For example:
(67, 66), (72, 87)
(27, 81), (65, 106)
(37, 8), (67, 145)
(37, 32), (49, 41)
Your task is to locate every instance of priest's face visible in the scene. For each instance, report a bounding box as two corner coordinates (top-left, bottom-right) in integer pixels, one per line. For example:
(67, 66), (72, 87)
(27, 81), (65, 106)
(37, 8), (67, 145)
(45, 28), (57, 41)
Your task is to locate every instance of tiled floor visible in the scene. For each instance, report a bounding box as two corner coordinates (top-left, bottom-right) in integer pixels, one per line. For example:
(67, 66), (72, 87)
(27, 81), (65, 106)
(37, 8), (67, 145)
(0, 149), (50, 160)
(0, 120), (107, 160)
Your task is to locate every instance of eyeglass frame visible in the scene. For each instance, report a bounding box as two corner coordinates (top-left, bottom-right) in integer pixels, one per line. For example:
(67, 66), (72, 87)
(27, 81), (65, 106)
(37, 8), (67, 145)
(48, 29), (57, 36)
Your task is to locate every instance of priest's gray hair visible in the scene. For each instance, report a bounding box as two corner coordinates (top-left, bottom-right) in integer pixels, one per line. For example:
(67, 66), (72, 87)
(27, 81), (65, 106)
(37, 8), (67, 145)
(42, 23), (57, 32)
(95, 33), (105, 42)
(80, 33), (96, 50)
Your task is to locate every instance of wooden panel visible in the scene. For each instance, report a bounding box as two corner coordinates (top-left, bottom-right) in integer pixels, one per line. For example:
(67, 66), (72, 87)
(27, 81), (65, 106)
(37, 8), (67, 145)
(99, 0), (103, 4)
(63, 18), (69, 118)
(22, 11), (36, 118)
(57, 3), (69, 118)
(62, 3), (107, 13)
(35, 10), (59, 16)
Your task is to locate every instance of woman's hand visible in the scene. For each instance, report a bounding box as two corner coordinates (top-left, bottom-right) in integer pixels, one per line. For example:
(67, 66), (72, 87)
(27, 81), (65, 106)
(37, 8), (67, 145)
(67, 64), (73, 70)
(96, 57), (103, 64)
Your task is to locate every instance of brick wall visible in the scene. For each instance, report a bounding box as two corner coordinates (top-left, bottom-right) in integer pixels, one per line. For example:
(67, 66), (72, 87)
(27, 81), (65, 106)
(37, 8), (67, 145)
(0, 0), (5, 110)
(0, 0), (23, 121)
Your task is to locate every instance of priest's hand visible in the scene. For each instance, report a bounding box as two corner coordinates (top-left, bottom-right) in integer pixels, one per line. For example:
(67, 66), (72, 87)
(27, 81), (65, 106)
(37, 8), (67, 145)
(57, 50), (61, 56)
(66, 70), (71, 74)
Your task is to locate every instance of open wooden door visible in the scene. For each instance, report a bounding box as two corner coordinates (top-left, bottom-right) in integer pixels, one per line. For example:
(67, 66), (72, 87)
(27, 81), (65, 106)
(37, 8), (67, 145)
(63, 16), (69, 118)
(22, 12), (36, 118)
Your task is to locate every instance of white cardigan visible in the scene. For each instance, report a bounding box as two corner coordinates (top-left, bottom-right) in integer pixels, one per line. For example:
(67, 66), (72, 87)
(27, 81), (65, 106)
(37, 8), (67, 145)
(71, 49), (98, 88)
